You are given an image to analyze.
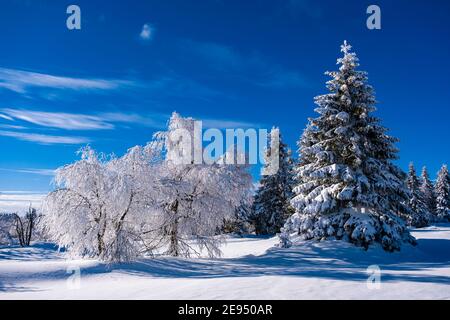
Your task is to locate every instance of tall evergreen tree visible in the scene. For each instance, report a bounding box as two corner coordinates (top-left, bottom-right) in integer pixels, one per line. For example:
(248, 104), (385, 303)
(253, 128), (295, 235)
(279, 41), (414, 251)
(435, 164), (450, 221)
(222, 201), (254, 235)
(406, 163), (430, 227)
(420, 166), (436, 217)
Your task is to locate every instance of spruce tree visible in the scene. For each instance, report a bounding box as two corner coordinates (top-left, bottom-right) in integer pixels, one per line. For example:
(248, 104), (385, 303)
(406, 163), (430, 227)
(435, 164), (450, 221)
(280, 41), (414, 251)
(222, 201), (254, 235)
(253, 128), (295, 235)
(420, 166), (436, 217)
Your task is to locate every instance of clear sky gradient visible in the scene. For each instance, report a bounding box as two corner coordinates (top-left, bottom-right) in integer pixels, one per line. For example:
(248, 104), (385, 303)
(0, 0), (449, 207)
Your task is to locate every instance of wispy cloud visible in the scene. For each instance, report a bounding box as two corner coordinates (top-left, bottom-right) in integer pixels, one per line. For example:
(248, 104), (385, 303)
(1, 108), (114, 131)
(0, 113), (13, 121)
(0, 108), (168, 131)
(0, 191), (46, 213)
(0, 130), (90, 145)
(179, 40), (309, 89)
(99, 111), (261, 130)
(99, 112), (167, 129)
(0, 168), (55, 176)
(0, 67), (134, 94)
(0, 124), (27, 130)
(201, 118), (260, 129)
(0, 107), (262, 144)
(139, 23), (154, 42)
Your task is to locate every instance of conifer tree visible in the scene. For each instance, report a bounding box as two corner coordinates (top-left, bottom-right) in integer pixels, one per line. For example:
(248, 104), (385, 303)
(222, 201), (254, 235)
(420, 166), (436, 217)
(253, 128), (295, 235)
(406, 163), (430, 227)
(280, 41), (414, 251)
(435, 164), (450, 221)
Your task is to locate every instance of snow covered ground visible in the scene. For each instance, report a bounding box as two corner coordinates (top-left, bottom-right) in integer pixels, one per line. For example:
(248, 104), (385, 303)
(1, 225), (449, 300)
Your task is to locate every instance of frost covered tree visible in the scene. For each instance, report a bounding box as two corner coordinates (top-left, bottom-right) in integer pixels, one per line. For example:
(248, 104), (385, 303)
(0, 213), (16, 245)
(279, 41), (414, 251)
(144, 112), (253, 257)
(253, 128), (295, 235)
(435, 164), (450, 221)
(420, 166), (436, 217)
(406, 163), (430, 227)
(42, 113), (252, 261)
(42, 145), (159, 262)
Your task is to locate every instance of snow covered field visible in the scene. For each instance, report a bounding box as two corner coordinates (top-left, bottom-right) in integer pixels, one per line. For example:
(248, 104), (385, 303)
(0, 224), (449, 300)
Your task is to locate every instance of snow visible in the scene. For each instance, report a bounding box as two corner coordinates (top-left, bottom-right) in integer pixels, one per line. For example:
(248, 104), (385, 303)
(1, 225), (449, 300)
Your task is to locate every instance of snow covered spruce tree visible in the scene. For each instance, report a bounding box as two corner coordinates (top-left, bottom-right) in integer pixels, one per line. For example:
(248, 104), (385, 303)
(279, 41), (414, 251)
(222, 200), (254, 235)
(145, 112), (253, 257)
(435, 164), (450, 221)
(253, 128), (295, 235)
(406, 163), (430, 227)
(420, 166), (436, 217)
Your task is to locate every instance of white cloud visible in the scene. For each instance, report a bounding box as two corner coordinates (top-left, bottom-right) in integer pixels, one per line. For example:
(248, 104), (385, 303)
(0, 113), (13, 121)
(1, 108), (114, 131)
(0, 108), (168, 131)
(0, 67), (134, 94)
(0, 168), (55, 176)
(139, 24), (153, 41)
(0, 191), (46, 213)
(0, 130), (89, 145)
(99, 112), (167, 129)
(0, 108), (262, 144)
(0, 124), (27, 130)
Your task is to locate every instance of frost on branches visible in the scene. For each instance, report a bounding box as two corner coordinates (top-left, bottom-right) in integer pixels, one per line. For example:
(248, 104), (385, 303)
(279, 41), (415, 252)
(253, 128), (295, 235)
(43, 113), (252, 261)
(42, 146), (160, 262)
(420, 167), (436, 217)
(145, 112), (252, 257)
(406, 163), (431, 227)
(435, 164), (450, 221)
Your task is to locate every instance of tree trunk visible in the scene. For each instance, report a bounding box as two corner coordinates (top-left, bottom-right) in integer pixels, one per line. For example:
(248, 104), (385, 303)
(168, 219), (179, 256)
(14, 214), (25, 247)
(167, 200), (179, 257)
(97, 219), (107, 256)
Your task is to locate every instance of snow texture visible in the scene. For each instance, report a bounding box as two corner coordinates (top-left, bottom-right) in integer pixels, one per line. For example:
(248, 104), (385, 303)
(0, 224), (449, 299)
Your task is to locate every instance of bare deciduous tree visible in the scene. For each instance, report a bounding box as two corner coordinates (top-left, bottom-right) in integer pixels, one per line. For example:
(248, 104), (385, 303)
(13, 207), (38, 247)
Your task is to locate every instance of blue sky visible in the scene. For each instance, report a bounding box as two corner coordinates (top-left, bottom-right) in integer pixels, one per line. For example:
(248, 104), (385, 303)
(0, 0), (449, 210)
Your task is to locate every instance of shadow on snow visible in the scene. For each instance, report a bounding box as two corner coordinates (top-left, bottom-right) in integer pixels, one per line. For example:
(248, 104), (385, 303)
(1, 226), (450, 292)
